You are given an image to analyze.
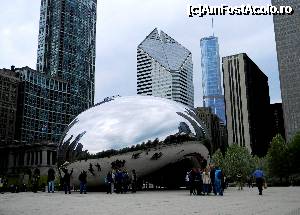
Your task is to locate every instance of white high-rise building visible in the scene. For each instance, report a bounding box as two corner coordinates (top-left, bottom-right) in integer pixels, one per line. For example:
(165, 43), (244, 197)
(137, 28), (194, 107)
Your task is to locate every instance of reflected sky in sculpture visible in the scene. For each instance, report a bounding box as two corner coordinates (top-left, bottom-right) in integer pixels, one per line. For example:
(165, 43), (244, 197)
(62, 96), (206, 154)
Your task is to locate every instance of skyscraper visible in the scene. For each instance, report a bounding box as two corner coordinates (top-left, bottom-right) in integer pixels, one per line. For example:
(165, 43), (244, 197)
(222, 53), (270, 157)
(15, 67), (70, 143)
(272, 0), (300, 141)
(200, 36), (225, 123)
(137, 28), (194, 107)
(36, 0), (97, 117)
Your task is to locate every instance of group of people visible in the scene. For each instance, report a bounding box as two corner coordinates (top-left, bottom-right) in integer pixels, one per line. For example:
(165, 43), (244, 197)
(105, 169), (137, 194)
(186, 165), (225, 196)
(1, 165), (266, 196)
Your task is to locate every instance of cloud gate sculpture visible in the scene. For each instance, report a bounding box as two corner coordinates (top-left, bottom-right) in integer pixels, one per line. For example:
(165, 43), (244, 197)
(58, 96), (210, 189)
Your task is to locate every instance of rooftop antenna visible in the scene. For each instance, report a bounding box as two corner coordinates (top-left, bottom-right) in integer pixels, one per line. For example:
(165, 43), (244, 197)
(212, 17), (214, 37)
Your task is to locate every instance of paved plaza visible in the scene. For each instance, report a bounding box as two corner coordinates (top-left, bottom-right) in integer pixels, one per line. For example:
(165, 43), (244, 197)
(0, 187), (300, 215)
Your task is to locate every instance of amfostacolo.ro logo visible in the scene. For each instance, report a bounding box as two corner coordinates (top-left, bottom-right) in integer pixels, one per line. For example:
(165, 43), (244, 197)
(187, 4), (294, 17)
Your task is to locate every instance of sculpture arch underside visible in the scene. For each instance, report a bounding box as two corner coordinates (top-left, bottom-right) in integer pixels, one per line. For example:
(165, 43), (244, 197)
(60, 141), (208, 190)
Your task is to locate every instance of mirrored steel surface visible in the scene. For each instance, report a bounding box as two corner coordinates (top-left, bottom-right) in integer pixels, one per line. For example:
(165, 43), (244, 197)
(58, 96), (209, 164)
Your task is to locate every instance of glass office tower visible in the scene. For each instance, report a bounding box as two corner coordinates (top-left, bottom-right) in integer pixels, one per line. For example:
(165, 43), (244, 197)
(200, 36), (225, 123)
(137, 28), (194, 108)
(36, 0), (97, 118)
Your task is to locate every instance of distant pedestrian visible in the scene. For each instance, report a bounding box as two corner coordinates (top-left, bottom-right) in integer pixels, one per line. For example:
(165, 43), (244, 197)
(105, 171), (114, 194)
(131, 169), (137, 193)
(47, 168), (55, 193)
(79, 171), (87, 194)
(214, 167), (223, 196)
(189, 169), (196, 195)
(252, 168), (264, 195)
(202, 168), (211, 195)
(0, 177), (4, 194)
(195, 168), (203, 195)
(185, 171), (190, 190)
(247, 176), (253, 188)
(236, 172), (243, 190)
(63, 168), (73, 194)
(32, 168), (40, 193)
(210, 165), (216, 195)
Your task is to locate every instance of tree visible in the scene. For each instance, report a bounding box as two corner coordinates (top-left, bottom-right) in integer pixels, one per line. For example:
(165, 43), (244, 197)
(211, 145), (254, 183)
(223, 144), (254, 182)
(211, 149), (224, 170)
(288, 131), (300, 174)
(267, 134), (289, 183)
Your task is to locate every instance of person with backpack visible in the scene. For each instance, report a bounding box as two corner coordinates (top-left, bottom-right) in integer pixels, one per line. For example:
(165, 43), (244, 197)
(252, 168), (265, 195)
(214, 166), (223, 196)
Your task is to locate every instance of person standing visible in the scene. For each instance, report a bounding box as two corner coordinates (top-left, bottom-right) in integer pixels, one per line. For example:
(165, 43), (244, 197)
(252, 168), (264, 195)
(32, 168), (40, 193)
(131, 169), (137, 193)
(202, 168), (211, 195)
(195, 168), (203, 195)
(189, 169), (196, 195)
(63, 168), (73, 194)
(106, 171), (113, 194)
(210, 165), (216, 195)
(79, 170), (87, 194)
(0, 177), (4, 194)
(214, 167), (223, 196)
(47, 168), (55, 193)
(236, 172), (243, 190)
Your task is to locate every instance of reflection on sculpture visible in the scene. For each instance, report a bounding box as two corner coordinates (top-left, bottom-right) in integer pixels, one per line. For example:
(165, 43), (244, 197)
(57, 96), (210, 189)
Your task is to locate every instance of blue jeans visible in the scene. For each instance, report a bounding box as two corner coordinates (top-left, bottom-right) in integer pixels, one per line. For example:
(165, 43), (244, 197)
(214, 180), (223, 195)
(80, 182), (87, 194)
(203, 184), (209, 194)
(48, 181), (54, 192)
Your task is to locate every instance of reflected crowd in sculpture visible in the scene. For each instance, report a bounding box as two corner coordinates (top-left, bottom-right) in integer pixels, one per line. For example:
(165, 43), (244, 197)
(58, 96), (210, 189)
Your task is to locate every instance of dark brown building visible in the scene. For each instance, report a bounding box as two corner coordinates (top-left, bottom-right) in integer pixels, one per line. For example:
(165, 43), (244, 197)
(0, 67), (19, 143)
(223, 53), (271, 157)
(195, 107), (227, 153)
(0, 67), (20, 173)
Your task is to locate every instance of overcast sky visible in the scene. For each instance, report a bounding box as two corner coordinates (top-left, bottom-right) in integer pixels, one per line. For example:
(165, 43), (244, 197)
(0, 0), (282, 106)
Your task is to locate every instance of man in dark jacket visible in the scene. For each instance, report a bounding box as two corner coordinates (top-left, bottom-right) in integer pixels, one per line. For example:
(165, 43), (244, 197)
(63, 168), (73, 194)
(47, 168), (55, 193)
(79, 171), (87, 194)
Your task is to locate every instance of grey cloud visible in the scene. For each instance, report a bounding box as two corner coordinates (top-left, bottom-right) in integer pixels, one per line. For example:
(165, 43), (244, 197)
(0, 0), (281, 107)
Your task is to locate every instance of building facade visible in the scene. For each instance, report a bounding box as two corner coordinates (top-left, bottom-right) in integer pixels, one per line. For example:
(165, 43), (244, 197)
(272, 0), (300, 141)
(200, 36), (225, 123)
(36, 0), (97, 117)
(195, 107), (227, 153)
(15, 67), (71, 144)
(0, 67), (20, 145)
(0, 141), (57, 175)
(137, 28), (194, 107)
(222, 53), (270, 157)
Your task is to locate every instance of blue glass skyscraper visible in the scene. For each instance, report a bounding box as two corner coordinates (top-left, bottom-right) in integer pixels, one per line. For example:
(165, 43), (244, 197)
(200, 36), (225, 123)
